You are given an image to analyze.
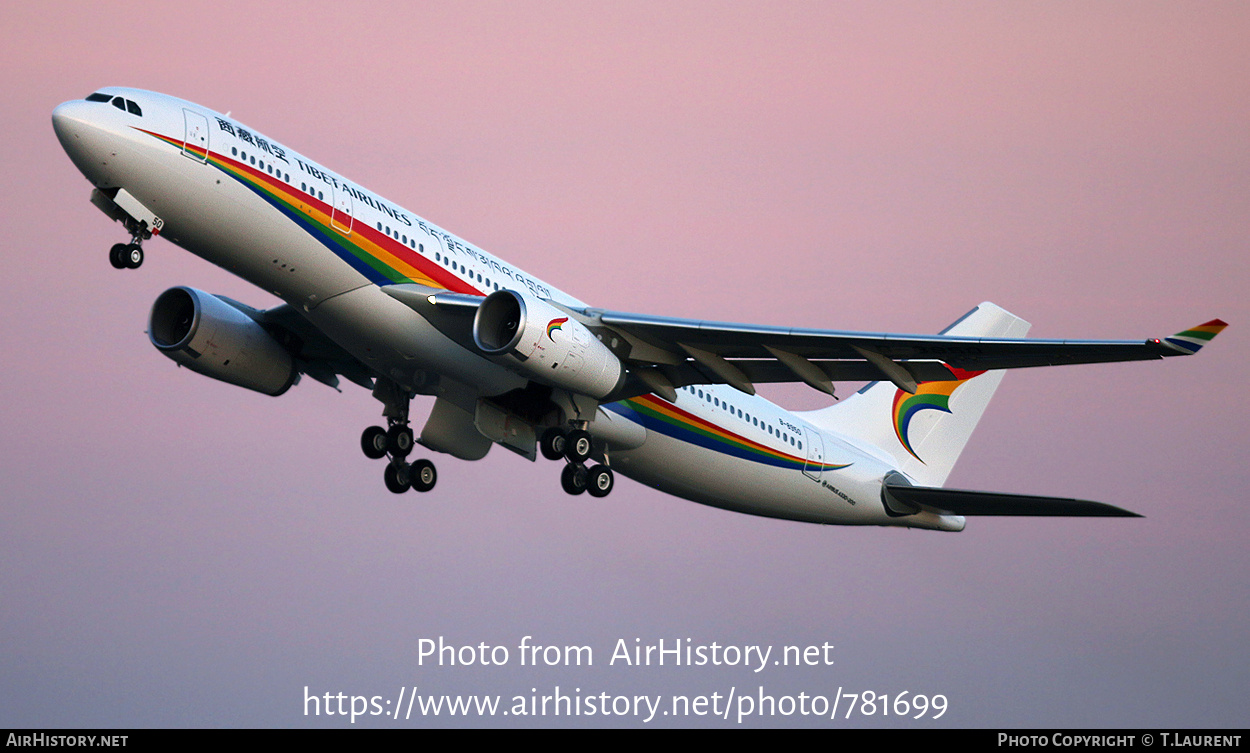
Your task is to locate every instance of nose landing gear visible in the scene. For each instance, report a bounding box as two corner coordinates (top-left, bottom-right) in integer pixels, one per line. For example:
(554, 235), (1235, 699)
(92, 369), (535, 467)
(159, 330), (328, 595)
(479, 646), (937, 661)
(107, 214), (154, 270)
(109, 242), (144, 269)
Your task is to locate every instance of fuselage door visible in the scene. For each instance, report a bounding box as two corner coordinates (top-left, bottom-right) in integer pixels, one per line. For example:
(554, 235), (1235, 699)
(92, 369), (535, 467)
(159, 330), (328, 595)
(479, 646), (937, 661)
(182, 109), (209, 162)
(802, 426), (825, 482)
(331, 183), (353, 234)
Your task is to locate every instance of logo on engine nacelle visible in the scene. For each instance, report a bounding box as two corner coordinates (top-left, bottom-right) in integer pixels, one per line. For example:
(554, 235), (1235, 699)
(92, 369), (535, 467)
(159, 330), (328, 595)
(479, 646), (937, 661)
(546, 317), (568, 341)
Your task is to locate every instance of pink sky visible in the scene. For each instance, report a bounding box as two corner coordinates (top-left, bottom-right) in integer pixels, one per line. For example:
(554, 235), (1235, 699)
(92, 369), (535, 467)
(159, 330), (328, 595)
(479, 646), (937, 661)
(2, 1), (1246, 727)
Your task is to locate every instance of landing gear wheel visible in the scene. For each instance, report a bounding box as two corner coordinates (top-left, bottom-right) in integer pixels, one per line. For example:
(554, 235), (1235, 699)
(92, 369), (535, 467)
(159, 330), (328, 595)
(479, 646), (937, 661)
(387, 425), (414, 457)
(560, 463), (588, 495)
(409, 458), (437, 492)
(125, 243), (144, 269)
(586, 465), (614, 498)
(109, 243), (129, 269)
(540, 427), (567, 461)
(361, 426), (388, 459)
(383, 462), (410, 494)
(564, 429), (593, 463)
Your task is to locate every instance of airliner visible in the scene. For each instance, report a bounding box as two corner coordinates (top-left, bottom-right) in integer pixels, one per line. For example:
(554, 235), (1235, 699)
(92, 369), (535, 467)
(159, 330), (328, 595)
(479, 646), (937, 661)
(51, 88), (1226, 531)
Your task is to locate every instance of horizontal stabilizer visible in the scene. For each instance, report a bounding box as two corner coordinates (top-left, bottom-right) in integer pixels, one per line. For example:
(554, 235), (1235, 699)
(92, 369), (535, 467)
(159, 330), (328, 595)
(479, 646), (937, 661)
(883, 480), (1141, 517)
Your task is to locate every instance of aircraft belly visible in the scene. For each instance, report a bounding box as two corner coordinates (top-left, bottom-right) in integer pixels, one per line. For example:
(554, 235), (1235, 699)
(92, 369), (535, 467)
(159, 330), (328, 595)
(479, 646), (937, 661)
(301, 286), (526, 395)
(612, 426), (889, 526)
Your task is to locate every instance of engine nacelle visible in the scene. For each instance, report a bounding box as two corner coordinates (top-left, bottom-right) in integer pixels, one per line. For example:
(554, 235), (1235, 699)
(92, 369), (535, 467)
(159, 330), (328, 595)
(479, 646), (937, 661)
(473, 290), (625, 399)
(148, 286), (298, 396)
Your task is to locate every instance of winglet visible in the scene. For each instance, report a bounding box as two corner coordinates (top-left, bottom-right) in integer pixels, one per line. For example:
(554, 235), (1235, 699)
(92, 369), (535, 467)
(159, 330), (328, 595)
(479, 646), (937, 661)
(1163, 319), (1228, 354)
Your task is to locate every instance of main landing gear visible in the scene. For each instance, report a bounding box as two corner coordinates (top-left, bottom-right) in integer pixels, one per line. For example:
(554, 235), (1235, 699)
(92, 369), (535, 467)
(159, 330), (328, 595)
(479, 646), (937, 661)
(362, 423), (438, 494)
(541, 426), (614, 498)
(362, 380), (437, 495)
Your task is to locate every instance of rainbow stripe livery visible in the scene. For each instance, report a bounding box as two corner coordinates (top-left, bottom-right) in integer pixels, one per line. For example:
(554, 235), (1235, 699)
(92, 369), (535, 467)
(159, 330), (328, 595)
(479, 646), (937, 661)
(138, 128), (479, 295)
(607, 394), (851, 473)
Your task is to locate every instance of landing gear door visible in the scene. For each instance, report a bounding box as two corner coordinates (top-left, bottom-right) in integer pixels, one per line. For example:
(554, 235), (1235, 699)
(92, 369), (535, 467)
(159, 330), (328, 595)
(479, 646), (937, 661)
(802, 426), (825, 482)
(182, 109), (209, 162)
(331, 184), (353, 234)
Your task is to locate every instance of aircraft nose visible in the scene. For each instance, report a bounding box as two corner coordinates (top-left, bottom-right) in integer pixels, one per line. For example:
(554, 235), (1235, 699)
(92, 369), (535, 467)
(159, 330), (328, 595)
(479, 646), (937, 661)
(52, 99), (92, 142)
(53, 99), (116, 185)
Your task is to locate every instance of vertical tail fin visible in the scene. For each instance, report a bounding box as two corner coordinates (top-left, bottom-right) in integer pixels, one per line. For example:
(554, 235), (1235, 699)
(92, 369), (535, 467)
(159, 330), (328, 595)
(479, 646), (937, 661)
(800, 303), (1031, 487)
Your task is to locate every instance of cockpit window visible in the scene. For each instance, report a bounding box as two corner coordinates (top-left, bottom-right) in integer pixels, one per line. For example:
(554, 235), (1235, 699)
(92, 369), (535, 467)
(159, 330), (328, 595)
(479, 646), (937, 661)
(87, 93), (143, 116)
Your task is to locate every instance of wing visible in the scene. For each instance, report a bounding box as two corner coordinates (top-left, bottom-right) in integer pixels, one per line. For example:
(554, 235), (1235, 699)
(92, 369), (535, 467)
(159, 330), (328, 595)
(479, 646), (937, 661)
(582, 304), (1226, 398)
(389, 286), (1226, 401)
(245, 301), (378, 391)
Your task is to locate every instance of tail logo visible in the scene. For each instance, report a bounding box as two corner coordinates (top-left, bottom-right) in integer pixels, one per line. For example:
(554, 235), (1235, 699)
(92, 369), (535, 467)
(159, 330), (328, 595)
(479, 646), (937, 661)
(546, 317), (568, 341)
(892, 367), (985, 463)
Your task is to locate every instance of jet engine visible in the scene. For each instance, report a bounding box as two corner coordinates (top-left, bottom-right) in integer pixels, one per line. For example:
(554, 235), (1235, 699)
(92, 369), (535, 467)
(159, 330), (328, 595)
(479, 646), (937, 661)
(472, 289), (625, 399)
(148, 286), (298, 396)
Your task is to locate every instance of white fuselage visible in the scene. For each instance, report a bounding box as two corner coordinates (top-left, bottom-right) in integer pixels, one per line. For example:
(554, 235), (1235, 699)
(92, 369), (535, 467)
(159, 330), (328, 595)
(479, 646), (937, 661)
(53, 88), (953, 530)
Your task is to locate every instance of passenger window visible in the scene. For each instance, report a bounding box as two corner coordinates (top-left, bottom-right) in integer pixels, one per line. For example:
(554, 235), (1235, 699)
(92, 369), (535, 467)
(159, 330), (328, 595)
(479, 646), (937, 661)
(232, 147), (238, 156)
